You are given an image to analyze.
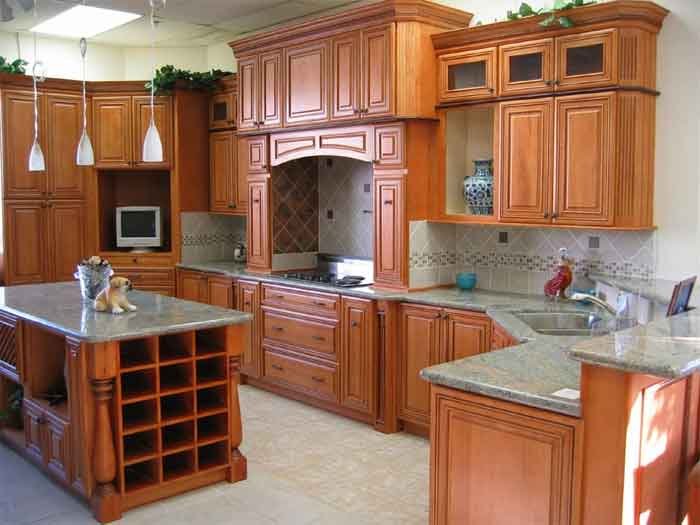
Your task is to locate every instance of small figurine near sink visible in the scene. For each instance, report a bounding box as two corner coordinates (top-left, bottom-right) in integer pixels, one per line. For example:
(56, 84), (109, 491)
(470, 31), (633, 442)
(544, 248), (573, 299)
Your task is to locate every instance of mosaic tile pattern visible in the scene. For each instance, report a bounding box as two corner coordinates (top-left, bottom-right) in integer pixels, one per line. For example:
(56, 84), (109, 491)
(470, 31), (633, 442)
(181, 212), (246, 264)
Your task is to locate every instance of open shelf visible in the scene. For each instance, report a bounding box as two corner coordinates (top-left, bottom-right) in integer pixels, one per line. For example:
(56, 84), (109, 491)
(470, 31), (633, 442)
(22, 326), (68, 418)
(160, 363), (194, 393)
(196, 385), (227, 415)
(161, 392), (194, 423)
(121, 369), (157, 401)
(162, 421), (195, 453)
(123, 430), (158, 464)
(196, 356), (227, 386)
(159, 333), (194, 363)
(124, 458), (160, 493)
(119, 338), (157, 370)
(195, 327), (226, 356)
(122, 399), (158, 433)
(198, 441), (229, 472)
(162, 449), (195, 482)
(197, 413), (228, 444)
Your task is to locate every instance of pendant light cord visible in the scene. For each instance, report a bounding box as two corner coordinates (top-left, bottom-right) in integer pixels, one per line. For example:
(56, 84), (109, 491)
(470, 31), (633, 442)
(81, 39), (87, 131)
(32, 1), (39, 144)
(150, 4), (156, 124)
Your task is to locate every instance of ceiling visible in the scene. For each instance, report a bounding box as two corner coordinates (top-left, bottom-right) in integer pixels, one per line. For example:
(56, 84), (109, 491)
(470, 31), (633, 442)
(0, 0), (365, 47)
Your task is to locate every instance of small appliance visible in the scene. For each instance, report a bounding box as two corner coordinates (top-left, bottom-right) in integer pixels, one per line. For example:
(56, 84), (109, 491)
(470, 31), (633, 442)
(116, 206), (162, 251)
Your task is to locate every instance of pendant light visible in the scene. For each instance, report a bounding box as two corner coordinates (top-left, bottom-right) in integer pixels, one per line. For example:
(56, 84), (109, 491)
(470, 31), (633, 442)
(76, 36), (94, 166)
(142, 0), (163, 163)
(28, 0), (45, 172)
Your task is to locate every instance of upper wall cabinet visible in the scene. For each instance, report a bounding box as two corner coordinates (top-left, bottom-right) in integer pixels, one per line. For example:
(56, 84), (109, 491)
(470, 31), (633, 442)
(230, 1), (473, 132)
(210, 74), (238, 130)
(438, 48), (497, 102)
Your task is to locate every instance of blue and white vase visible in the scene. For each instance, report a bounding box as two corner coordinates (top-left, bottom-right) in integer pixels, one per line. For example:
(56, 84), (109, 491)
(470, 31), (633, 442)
(463, 159), (494, 215)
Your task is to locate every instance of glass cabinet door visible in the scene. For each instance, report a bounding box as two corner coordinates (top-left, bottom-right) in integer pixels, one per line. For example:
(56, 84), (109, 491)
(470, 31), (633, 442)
(439, 48), (497, 102)
(556, 29), (617, 90)
(500, 39), (554, 96)
(209, 92), (236, 130)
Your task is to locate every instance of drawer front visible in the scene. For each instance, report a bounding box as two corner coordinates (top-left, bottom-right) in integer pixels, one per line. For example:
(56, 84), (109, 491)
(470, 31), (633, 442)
(263, 348), (338, 401)
(104, 253), (172, 267)
(262, 284), (339, 318)
(263, 309), (337, 358)
(112, 267), (175, 285)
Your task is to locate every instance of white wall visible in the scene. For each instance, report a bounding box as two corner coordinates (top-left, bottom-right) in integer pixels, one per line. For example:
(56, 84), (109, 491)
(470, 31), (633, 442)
(207, 42), (236, 72)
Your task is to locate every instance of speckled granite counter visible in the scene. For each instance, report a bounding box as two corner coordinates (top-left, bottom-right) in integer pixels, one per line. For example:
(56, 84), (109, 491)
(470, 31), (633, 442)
(0, 281), (252, 343)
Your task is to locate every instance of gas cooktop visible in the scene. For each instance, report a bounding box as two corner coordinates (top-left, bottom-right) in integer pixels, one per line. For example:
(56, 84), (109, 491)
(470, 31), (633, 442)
(281, 271), (373, 288)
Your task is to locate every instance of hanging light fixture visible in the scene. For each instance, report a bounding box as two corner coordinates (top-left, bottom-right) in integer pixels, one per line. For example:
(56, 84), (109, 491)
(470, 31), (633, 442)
(76, 37), (94, 166)
(28, 0), (45, 172)
(142, 0), (163, 163)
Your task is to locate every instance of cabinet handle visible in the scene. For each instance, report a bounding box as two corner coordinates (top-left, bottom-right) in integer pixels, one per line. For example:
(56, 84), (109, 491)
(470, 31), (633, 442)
(261, 164), (267, 170)
(311, 335), (325, 342)
(544, 212), (549, 219)
(488, 87), (495, 93)
(311, 376), (325, 383)
(552, 213), (559, 219)
(351, 320), (359, 327)
(312, 300), (326, 306)
(271, 364), (284, 371)
(228, 203), (237, 209)
(253, 198), (261, 203)
(132, 257), (138, 264)
(353, 108), (360, 114)
(383, 200), (393, 205)
(40, 202), (47, 208)
(244, 301), (251, 307)
(274, 294), (285, 299)
(37, 416), (47, 425)
(553, 80), (560, 86)
(272, 326), (284, 332)
(373, 159), (381, 165)
(545, 80), (554, 87)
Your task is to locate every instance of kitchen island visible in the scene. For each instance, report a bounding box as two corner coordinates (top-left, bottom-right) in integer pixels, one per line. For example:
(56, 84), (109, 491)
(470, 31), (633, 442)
(0, 282), (252, 523)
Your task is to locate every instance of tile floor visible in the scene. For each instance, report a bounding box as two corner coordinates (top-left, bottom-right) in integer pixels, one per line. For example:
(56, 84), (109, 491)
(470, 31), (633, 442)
(0, 386), (430, 525)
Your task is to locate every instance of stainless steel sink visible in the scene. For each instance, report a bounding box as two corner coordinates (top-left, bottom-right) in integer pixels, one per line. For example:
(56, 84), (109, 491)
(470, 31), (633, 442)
(513, 311), (612, 337)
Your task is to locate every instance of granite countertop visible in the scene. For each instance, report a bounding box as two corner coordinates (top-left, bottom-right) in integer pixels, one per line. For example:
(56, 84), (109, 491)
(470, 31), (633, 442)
(588, 273), (678, 306)
(0, 282), (252, 343)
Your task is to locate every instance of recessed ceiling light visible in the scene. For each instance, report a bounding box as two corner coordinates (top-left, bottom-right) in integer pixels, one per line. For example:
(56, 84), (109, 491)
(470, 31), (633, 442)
(31, 5), (142, 39)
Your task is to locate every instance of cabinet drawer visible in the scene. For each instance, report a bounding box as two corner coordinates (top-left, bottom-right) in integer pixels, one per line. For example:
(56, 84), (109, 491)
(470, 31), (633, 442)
(263, 348), (338, 401)
(262, 309), (337, 358)
(103, 253), (172, 267)
(262, 284), (339, 318)
(112, 267), (175, 285)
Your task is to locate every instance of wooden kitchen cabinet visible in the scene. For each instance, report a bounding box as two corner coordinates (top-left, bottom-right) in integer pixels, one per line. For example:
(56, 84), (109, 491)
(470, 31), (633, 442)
(246, 136), (269, 174)
(285, 41), (330, 126)
(556, 28), (617, 91)
(331, 33), (361, 121)
(210, 91), (237, 130)
(208, 276), (234, 309)
(374, 175), (405, 288)
(361, 25), (394, 117)
(47, 201), (86, 283)
(443, 309), (491, 361)
(237, 280), (261, 378)
(499, 38), (554, 96)
(438, 48), (497, 103)
(374, 124), (405, 169)
(237, 56), (259, 131)
(260, 51), (284, 129)
(210, 131), (243, 214)
(177, 270), (208, 303)
(23, 398), (72, 484)
(46, 95), (88, 200)
(247, 180), (271, 271)
(132, 96), (172, 169)
(340, 297), (376, 415)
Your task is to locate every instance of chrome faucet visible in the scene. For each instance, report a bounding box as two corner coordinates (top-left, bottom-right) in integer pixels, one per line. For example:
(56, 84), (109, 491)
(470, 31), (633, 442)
(570, 292), (618, 316)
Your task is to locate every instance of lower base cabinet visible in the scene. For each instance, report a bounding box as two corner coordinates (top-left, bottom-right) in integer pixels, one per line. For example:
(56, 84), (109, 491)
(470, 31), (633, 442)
(23, 398), (72, 485)
(176, 269), (234, 307)
(237, 280), (261, 378)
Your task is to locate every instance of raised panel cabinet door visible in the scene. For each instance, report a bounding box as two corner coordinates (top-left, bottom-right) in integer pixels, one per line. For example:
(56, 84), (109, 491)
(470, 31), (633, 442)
(93, 96), (132, 168)
(499, 98), (554, 224)
(208, 276), (233, 308)
(398, 304), (441, 425)
(247, 180), (271, 270)
(47, 201), (86, 283)
(285, 41), (329, 125)
(209, 131), (236, 213)
(439, 48), (497, 102)
(237, 56), (259, 131)
(340, 297), (376, 415)
(46, 95), (87, 200)
(554, 93), (615, 226)
(374, 177), (405, 287)
(178, 271), (208, 303)
(247, 136), (269, 174)
(235, 137), (249, 212)
(499, 38), (554, 96)
(4, 201), (47, 285)
(260, 50), (283, 129)
(237, 281), (261, 378)
(2, 91), (46, 199)
(45, 413), (71, 484)
(374, 123), (405, 169)
(332, 33), (361, 121)
(23, 400), (46, 464)
(361, 25), (394, 117)
(133, 96), (172, 168)
(556, 29), (618, 90)
(444, 310), (491, 362)
(209, 91), (236, 130)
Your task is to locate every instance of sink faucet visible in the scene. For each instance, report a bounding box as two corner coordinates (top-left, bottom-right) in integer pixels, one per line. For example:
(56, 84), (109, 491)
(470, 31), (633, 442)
(570, 292), (618, 316)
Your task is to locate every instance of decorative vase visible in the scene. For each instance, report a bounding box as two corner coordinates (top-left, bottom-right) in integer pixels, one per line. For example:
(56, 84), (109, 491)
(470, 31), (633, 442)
(463, 159), (494, 215)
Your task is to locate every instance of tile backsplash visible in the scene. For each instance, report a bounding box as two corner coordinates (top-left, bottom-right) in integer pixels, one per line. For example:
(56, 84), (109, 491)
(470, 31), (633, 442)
(409, 221), (656, 294)
(181, 212), (246, 264)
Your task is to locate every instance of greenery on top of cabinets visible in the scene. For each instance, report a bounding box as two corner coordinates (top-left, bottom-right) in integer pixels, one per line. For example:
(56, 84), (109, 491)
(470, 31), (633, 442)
(145, 65), (232, 94)
(506, 0), (598, 28)
(0, 57), (28, 75)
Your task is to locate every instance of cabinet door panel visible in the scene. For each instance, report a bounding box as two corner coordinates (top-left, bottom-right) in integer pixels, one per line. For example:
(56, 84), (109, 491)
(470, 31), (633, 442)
(210, 91), (236, 130)
(3, 91), (46, 199)
(247, 180), (271, 270)
(208, 277), (233, 308)
(133, 96), (172, 168)
(210, 131), (236, 213)
(340, 297), (375, 415)
(285, 41), (329, 125)
(499, 98), (554, 223)
(439, 48), (497, 102)
(554, 93), (615, 226)
(398, 304), (441, 425)
(246, 136), (269, 174)
(332, 33), (361, 121)
(46, 95), (86, 200)
(374, 124), (404, 168)
(362, 25), (394, 116)
(238, 56), (259, 131)
(93, 97), (131, 168)
(374, 177), (405, 287)
(260, 51), (283, 129)
(237, 281), (261, 378)
(4, 202), (47, 285)
(556, 29), (617, 90)
(236, 138), (249, 212)
(444, 310), (491, 361)
(47, 201), (86, 283)
(23, 399), (45, 463)
(45, 414), (71, 483)
(500, 39), (554, 96)
(178, 271), (207, 303)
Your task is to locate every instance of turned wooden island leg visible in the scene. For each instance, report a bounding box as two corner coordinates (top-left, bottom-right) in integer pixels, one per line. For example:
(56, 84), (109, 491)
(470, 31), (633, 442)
(88, 342), (121, 523)
(226, 324), (247, 483)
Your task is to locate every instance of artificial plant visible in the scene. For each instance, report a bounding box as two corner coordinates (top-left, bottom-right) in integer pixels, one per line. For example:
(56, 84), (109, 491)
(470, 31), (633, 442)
(145, 65), (232, 94)
(0, 57), (28, 75)
(506, 0), (598, 28)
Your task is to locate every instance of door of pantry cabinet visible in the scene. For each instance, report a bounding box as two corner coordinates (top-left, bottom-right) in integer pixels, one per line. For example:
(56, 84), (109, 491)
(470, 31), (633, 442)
(93, 96), (132, 168)
(208, 277), (233, 309)
(331, 33), (361, 121)
(238, 56), (259, 131)
(260, 51), (283, 129)
(209, 91), (237, 130)
(499, 98), (554, 224)
(210, 131), (236, 213)
(398, 304), (441, 425)
(361, 25), (394, 117)
(46, 95), (87, 200)
(499, 39), (554, 96)
(374, 176), (405, 288)
(237, 280), (261, 378)
(285, 41), (329, 125)
(556, 29), (617, 91)
(47, 201), (86, 283)
(444, 310), (491, 361)
(132, 96), (172, 168)
(235, 138), (250, 212)
(340, 297), (375, 415)
(178, 271), (208, 303)
(4, 201), (47, 285)
(247, 180), (271, 270)
(246, 136), (269, 174)
(2, 91), (46, 199)
(438, 48), (497, 103)
(554, 93), (615, 226)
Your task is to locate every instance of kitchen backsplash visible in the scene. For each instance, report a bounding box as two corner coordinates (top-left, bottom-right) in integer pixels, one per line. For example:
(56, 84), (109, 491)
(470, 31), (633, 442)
(409, 221), (656, 294)
(181, 212), (246, 264)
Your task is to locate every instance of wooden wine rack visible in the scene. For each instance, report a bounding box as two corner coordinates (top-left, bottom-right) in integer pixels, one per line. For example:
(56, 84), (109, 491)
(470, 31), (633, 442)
(115, 327), (232, 496)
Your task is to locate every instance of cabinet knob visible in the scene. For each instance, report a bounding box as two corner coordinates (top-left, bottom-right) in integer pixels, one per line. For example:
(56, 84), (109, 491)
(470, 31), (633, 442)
(311, 335), (325, 342)
(228, 203), (237, 209)
(132, 257), (138, 263)
(489, 87), (495, 93)
(383, 200), (393, 205)
(253, 198), (261, 203)
(544, 212), (549, 218)
(552, 213), (559, 219)
(244, 301), (251, 307)
(353, 108), (360, 115)
(272, 326), (284, 332)
(271, 363), (283, 371)
(545, 80), (554, 87)
(311, 376), (325, 383)
(351, 320), (359, 327)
